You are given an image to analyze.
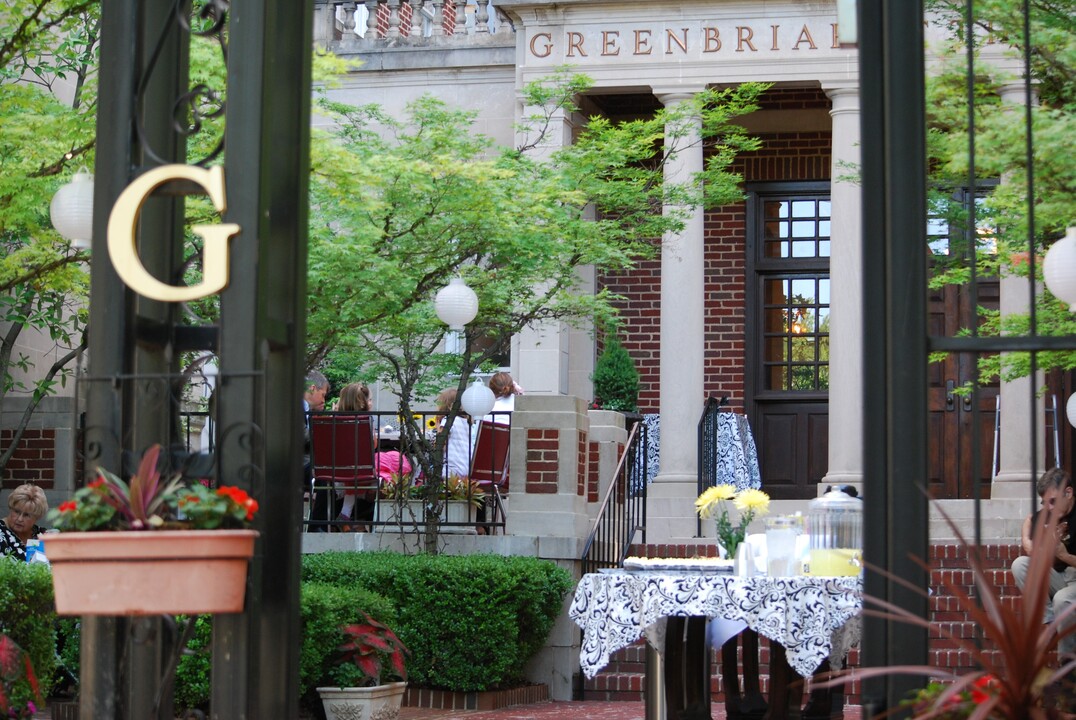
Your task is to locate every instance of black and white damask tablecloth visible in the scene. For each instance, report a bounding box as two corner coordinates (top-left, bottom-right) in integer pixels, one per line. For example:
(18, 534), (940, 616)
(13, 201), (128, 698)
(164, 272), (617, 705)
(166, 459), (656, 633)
(570, 572), (862, 679)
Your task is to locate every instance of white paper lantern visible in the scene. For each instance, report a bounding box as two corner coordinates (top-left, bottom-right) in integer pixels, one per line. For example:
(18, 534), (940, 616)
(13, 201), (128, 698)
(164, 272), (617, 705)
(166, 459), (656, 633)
(435, 277), (478, 330)
(50, 169), (94, 249)
(1066, 393), (1076, 430)
(1042, 227), (1076, 312)
(461, 378), (496, 419)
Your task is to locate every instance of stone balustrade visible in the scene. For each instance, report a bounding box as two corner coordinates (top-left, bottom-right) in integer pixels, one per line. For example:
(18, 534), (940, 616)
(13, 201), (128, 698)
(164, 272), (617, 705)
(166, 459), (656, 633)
(312, 0), (511, 47)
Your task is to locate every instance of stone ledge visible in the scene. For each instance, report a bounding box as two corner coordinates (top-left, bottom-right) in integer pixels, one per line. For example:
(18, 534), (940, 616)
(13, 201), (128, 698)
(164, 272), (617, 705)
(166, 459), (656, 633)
(403, 683), (549, 711)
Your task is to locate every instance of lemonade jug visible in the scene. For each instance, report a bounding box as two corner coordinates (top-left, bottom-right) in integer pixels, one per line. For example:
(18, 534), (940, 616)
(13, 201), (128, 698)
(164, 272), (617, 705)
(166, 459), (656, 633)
(806, 488), (862, 576)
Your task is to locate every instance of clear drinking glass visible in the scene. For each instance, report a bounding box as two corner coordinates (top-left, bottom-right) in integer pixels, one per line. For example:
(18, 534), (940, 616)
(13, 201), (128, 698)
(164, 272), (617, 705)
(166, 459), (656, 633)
(765, 515), (799, 576)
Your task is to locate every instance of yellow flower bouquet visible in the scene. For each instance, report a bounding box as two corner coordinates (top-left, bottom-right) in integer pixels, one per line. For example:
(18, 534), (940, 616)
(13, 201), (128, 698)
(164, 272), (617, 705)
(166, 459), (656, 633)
(695, 484), (770, 558)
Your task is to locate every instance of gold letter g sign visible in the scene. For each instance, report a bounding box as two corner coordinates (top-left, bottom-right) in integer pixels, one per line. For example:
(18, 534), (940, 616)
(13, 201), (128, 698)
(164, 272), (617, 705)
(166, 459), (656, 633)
(107, 164), (240, 302)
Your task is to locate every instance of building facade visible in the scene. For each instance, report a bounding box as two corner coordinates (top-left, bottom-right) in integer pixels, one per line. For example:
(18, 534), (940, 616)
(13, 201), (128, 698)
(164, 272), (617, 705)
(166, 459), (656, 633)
(312, 0), (1043, 543)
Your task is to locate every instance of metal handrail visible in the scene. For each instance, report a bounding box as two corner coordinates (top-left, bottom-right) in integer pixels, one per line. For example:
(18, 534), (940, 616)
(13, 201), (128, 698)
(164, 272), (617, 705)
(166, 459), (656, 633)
(696, 394), (729, 537)
(580, 417), (648, 576)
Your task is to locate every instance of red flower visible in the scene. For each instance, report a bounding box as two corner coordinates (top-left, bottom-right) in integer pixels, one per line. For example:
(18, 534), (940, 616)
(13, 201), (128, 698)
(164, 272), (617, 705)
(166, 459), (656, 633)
(969, 675), (998, 704)
(87, 477), (106, 489)
(243, 498), (259, 521)
(58, 501), (77, 514)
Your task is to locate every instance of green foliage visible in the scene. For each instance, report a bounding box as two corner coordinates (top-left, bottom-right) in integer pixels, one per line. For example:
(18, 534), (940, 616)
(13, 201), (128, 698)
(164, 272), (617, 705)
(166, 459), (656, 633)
(591, 336), (639, 412)
(173, 616), (212, 712)
(307, 72), (766, 547)
(923, 1), (1076, 383)
(301, 552), (573, 691)
(0, 562), (57, 703)
(54, 617), (79, 693)
(299, 582), (397, 696)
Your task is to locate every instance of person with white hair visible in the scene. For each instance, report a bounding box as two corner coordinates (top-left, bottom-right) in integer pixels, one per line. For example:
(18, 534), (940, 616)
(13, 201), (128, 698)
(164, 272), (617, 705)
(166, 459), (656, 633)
(1, 484), (48, 561)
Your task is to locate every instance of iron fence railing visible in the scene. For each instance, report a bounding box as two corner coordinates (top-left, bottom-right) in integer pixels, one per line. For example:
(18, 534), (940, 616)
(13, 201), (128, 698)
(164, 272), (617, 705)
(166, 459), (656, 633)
(580, 415), (649, 576)
(179, 408), (510, 534)
(696, 394), (730, 537)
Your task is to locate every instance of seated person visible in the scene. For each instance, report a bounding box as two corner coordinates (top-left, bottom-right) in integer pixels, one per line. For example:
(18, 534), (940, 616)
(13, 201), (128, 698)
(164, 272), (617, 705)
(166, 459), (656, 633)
(0, 484), (48, 561)
(303, 371), (332, 531)
(333, 382), (378, 528)
(483, 371), (522, 425)
(1010, 467), (1076, 658)
(436, 388), (472, 480)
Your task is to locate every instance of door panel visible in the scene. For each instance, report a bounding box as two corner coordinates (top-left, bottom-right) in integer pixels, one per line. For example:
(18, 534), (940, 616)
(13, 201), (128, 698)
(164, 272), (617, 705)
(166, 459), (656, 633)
(756, 401), (829, 500)
(926, 281), (998, 499)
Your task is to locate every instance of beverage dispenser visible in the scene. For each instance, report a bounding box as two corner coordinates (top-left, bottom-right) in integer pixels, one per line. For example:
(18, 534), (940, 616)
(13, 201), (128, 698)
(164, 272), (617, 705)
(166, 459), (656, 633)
(806, 488), (862, 576)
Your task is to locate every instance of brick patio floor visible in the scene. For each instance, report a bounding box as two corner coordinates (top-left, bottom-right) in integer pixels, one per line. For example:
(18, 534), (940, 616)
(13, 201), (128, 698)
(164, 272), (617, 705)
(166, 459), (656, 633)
(400, 701), (865, 719)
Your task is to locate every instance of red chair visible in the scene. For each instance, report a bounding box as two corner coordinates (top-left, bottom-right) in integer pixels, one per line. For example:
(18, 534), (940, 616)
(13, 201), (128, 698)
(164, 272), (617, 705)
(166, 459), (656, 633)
(470, 420), (510, 530)
(308, 413), (377, 527)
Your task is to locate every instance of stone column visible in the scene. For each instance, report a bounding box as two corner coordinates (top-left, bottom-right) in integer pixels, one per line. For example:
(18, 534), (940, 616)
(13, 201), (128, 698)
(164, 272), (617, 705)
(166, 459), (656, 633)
(647, 88), (706, 542)
(992, 81), (1045, 498)
(821, 85), (864, 493)
(513, 100), (587, 396)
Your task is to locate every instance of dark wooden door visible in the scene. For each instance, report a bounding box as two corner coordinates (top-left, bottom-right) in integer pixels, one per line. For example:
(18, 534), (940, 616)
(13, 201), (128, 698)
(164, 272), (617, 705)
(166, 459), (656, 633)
(926, 281), (999, 499)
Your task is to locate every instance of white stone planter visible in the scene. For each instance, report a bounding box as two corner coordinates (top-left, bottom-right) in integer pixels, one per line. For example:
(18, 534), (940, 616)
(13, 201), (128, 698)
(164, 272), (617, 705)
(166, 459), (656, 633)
(375, 500), (477, 533)
(317, 681), (407, 720)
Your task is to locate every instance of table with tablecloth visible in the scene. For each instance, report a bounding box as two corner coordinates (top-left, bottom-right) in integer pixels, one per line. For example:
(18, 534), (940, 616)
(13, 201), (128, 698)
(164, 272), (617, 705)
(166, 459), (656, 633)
(570, 571), (862, 720)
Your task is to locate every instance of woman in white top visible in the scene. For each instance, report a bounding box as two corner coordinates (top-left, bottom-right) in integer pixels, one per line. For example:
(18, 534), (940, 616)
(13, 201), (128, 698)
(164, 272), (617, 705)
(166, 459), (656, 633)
(436, 388), (473, 479)
(482, 372), (521, 425)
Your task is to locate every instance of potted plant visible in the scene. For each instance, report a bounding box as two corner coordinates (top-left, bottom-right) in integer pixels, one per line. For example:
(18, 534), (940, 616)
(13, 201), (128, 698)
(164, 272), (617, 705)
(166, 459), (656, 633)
(0, 633), (42, 720)
(377, 472), (484, 529)
(43, 444), (260, 616)
(316, 613), (410, 720)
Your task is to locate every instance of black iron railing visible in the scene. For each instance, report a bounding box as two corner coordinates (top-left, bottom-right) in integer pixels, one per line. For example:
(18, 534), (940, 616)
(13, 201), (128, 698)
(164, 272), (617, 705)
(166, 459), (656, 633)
(580, 416), (649, 576)
(180, 409), (510, 534)
(696, 394), (730, 537)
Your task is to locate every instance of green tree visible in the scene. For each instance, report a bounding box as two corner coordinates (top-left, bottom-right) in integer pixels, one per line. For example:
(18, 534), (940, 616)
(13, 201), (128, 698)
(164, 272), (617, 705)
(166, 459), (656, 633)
(924, 1), (1076, 383)
(0, 1), (99, 475)
(592, 335), (639, 412)
(308, 70), (767, 549)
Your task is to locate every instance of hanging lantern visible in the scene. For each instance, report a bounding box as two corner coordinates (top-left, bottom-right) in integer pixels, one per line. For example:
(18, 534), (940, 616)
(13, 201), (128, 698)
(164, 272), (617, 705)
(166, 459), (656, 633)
(435, 277), (478, 330)
(50, 169), (95, 249)
(1042, 227), (1076, 312)
(461, 377), (496, 419)
(1066, 393), (1076, 430)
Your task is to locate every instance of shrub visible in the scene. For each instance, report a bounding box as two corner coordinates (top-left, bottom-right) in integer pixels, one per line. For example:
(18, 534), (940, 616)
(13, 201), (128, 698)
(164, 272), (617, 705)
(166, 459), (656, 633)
(301, 552), (573, 691)
(591, 336), (639, 412)
(299, 582), (397, 695)
(144, 584), (396, 713)
(173, 616), (213, 712)
(0, 561), (56, 704)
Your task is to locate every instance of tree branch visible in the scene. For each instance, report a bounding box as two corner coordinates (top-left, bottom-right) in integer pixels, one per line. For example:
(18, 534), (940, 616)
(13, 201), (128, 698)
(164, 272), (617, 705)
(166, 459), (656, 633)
(0, 330), (85, 474)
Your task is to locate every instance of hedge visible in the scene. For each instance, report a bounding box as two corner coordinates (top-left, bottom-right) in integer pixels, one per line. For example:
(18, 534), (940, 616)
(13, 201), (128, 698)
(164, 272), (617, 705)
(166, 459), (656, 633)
(301, 552), (573, 691)
(0, 561), (57, 707)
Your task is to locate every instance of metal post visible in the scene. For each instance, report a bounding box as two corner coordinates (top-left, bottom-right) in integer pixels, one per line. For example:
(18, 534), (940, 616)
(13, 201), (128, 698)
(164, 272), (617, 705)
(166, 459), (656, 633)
(212, 0), (313, 716)
(645, 641), (666, 720)
(859, 0), (931, 713)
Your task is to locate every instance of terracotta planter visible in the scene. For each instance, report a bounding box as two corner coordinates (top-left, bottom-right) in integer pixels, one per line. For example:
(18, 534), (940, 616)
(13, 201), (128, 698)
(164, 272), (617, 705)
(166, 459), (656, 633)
(45, 529), (258, 616)
(317, 681), (407, 720)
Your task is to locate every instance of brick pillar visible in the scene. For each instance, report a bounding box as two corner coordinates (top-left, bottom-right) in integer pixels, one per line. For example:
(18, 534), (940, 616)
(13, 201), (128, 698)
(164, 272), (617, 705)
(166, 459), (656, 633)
(586, 410), (628, 507)
(505, 394), (591, 539)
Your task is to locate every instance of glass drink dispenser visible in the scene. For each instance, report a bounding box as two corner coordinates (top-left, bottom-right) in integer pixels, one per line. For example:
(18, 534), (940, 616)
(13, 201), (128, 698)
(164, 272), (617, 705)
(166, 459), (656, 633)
(806, 488), (863, 576)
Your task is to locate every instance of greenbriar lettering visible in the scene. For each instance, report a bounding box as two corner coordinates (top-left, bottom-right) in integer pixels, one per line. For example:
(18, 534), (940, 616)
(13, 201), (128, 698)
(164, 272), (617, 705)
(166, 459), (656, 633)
(528, 23), (840, 59)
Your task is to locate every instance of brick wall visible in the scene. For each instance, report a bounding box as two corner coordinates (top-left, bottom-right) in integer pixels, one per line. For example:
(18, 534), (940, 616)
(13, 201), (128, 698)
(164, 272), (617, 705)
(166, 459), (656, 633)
(587, 542), (1034, 707)
(524, 428), (559, 494)
(577, 430), (587, 497)
(1, 428), (56, 489)
(599, 122), (832, 414)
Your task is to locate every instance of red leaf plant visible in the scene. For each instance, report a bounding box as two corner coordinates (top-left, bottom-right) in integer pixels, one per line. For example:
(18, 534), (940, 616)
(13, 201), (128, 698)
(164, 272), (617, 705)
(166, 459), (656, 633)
(333, 614), (410, 688)
(823, 503), (1076, 719)
(0, 634), (41, 720)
